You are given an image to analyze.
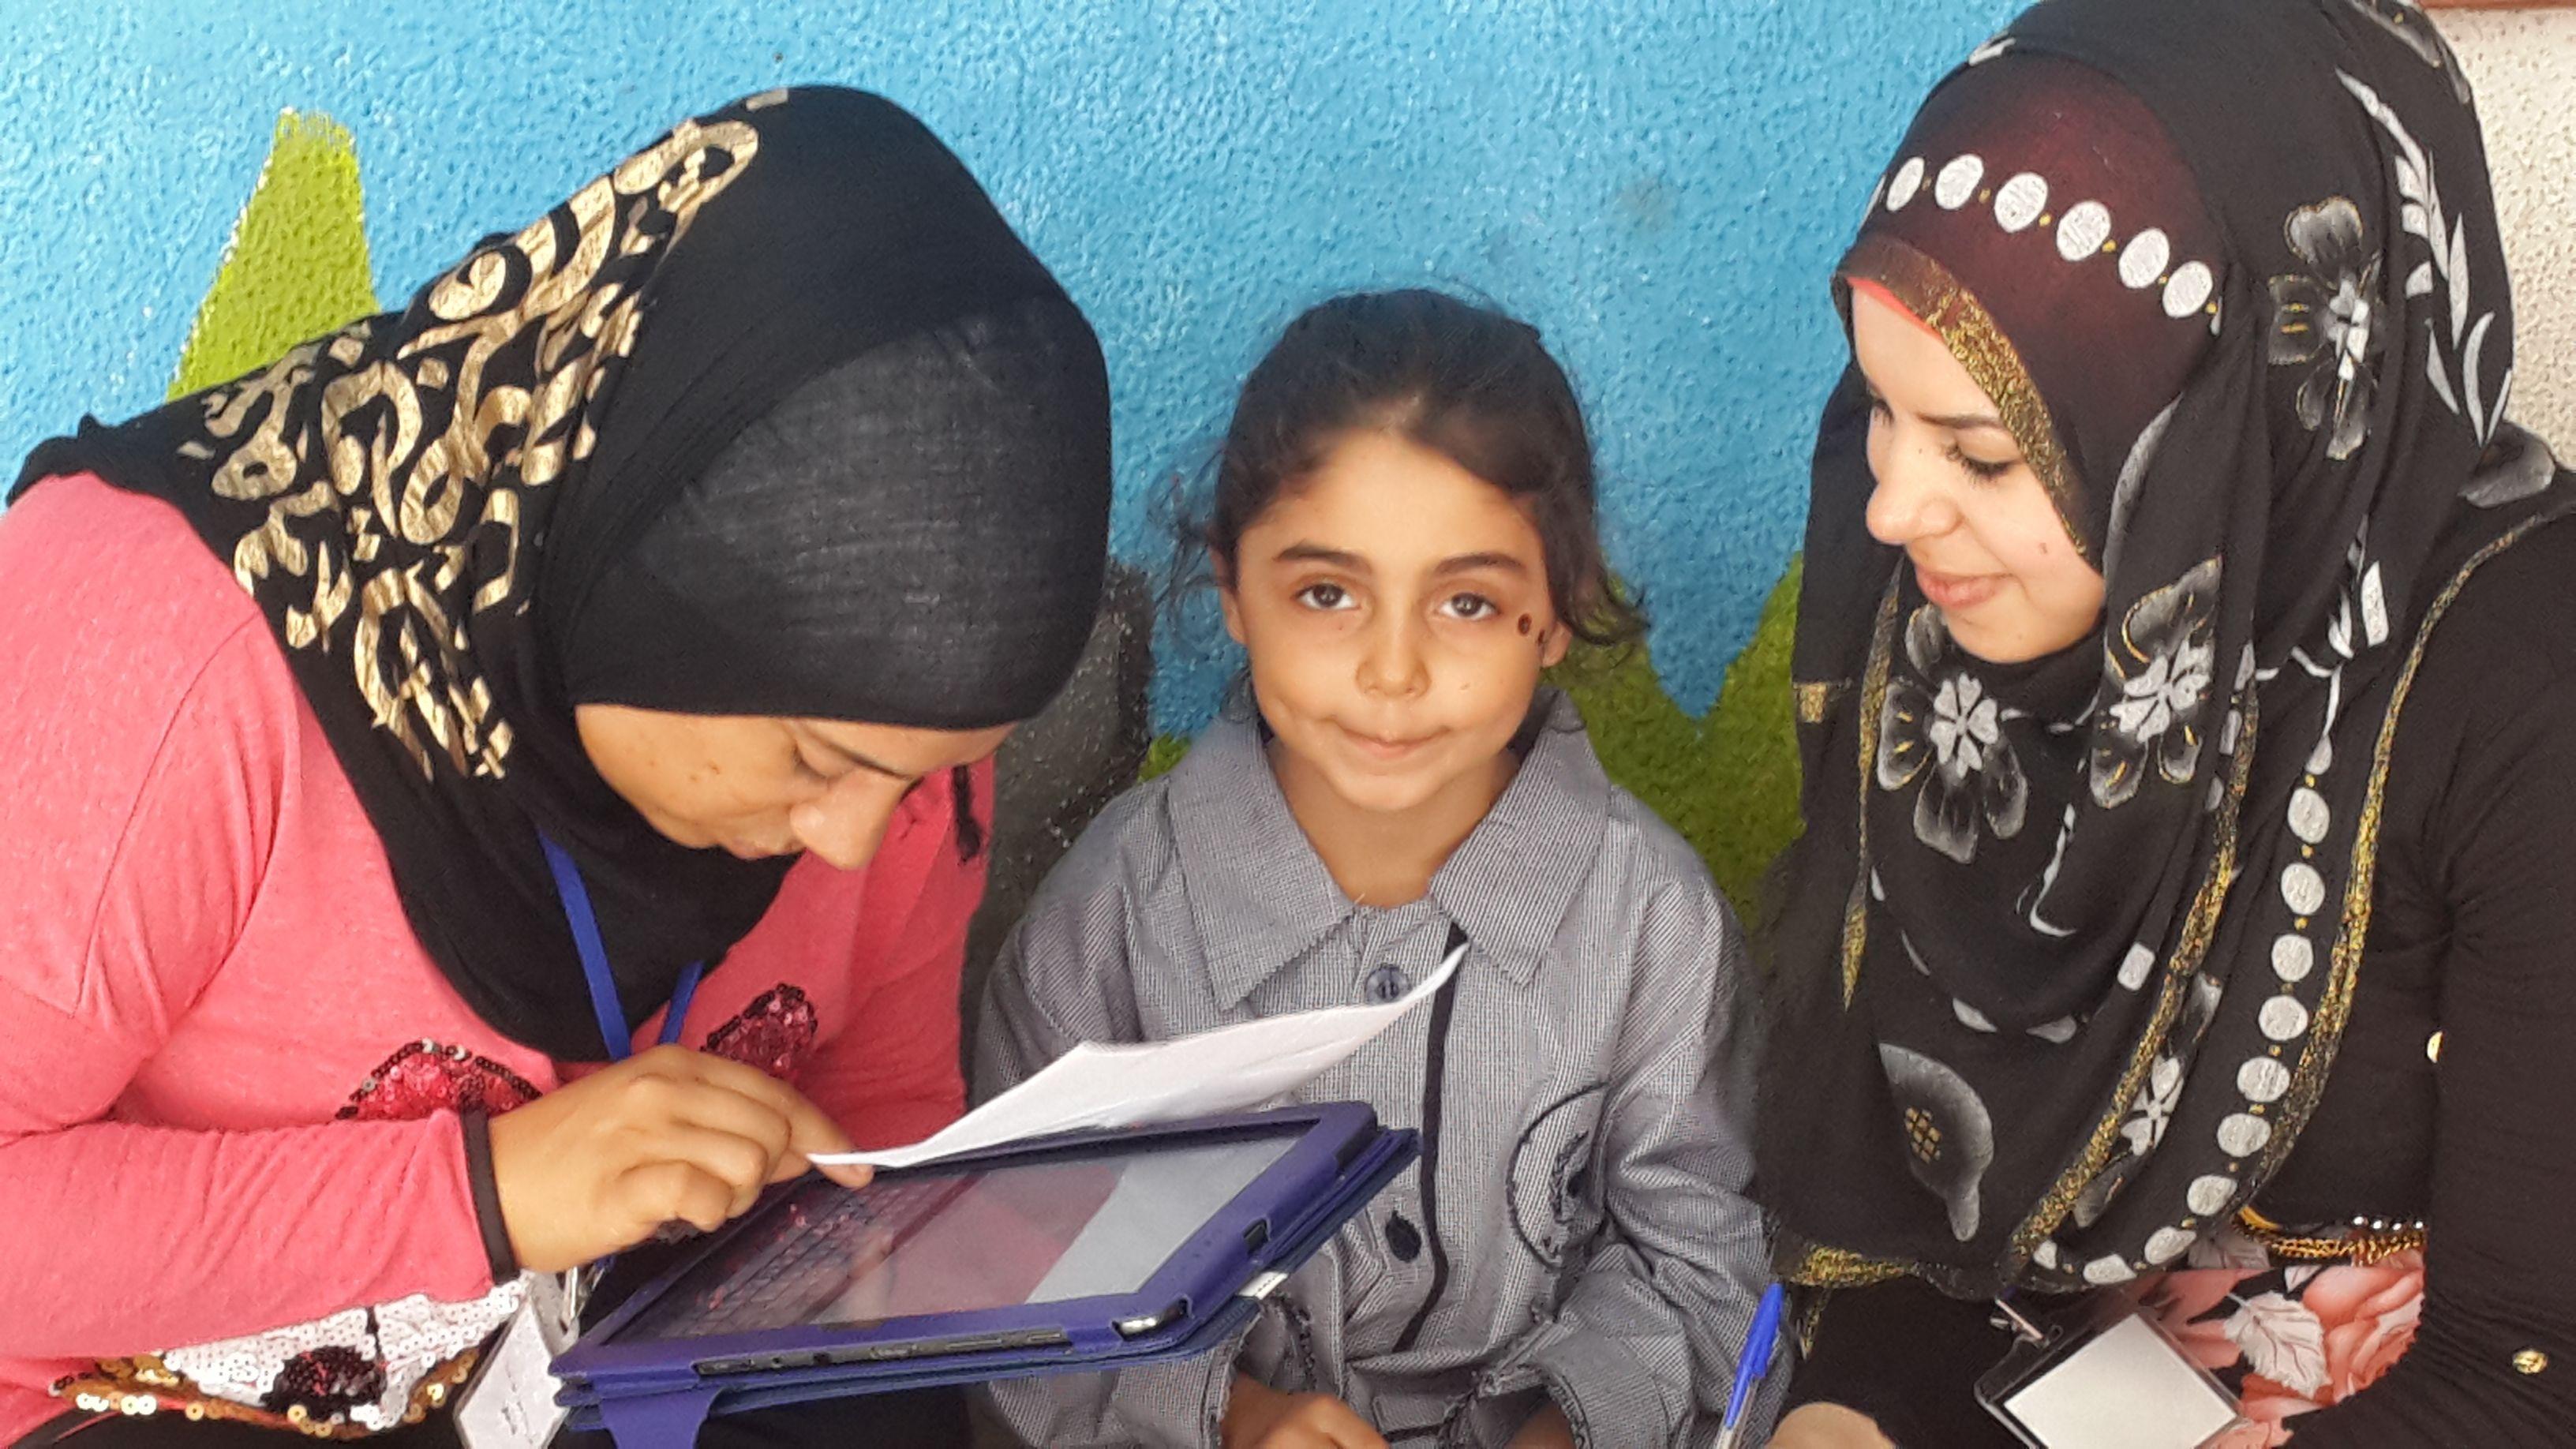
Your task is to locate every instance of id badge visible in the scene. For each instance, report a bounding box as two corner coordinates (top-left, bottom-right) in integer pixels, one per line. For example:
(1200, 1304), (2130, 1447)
(1974, 1292), (2246, 1449)
(455, 1273), (583, 1449)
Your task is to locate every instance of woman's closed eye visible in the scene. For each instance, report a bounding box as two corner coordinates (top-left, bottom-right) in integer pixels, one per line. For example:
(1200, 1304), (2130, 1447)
(1870, 391), (2016, 482)
(791, 740), (834, 783)
(1945, 443), (2017, 482)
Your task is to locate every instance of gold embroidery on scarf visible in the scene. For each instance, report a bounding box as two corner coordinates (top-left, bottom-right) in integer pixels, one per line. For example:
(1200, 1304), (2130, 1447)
(2007, 687), (2259, 1270)
(194, 118), (761, 779)
(1795, 679), (1848, 724)
(1780, 1234), (1917, 1290)
(1844, 234), (2091, 564)
(1840, 579), (1904, 1005)
(2237, 1206), (2425, 1267)
(2259, 513), (2570, 1181)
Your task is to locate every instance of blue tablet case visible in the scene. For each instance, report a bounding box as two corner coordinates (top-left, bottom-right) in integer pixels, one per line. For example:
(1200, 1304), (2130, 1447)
(553, 1104), (1417, 1449)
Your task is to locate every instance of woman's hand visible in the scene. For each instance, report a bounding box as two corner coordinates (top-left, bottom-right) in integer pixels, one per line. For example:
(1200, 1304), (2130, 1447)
(1222, 1372), (1389, 1449)
(489, 1044), (873, 1274)
(1764, 1403), (1896, 1449)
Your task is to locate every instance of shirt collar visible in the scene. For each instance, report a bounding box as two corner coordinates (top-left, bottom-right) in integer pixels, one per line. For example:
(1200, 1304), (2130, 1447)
(1169, 688), (1612, 1009)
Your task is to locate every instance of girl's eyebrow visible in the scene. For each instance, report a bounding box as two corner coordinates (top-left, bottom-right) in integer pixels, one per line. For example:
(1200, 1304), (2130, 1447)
(1274, 541), (1371, 573)
(1434, 551), (1529, 578)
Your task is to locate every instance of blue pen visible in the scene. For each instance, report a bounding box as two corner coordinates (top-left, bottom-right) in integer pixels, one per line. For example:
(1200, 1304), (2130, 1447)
(1713, 1282), (1788, 1449)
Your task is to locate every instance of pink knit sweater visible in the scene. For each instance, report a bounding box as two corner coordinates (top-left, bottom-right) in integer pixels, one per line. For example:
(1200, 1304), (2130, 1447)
(0, 475), (987, 1439)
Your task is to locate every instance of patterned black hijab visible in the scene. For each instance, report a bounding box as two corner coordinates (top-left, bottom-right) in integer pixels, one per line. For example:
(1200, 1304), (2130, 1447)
(12, 88), (1113, 1060)
(1762, 0), (2571, 1297)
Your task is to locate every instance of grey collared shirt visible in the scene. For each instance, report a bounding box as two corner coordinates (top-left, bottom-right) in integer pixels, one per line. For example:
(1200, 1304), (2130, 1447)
(974, 691), (1773, 1447)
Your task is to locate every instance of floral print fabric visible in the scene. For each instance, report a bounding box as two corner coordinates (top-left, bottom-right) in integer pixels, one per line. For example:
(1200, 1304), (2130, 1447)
(2130, 1235), (2425, 1445)
(2094, 558), (2222, 807)
(1879, 607), (2031, 863)
(2268, 197), (2385, 462)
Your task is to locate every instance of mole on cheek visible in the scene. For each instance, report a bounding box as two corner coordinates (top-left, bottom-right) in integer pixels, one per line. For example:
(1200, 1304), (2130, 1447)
(1518, 614), (1533, 636)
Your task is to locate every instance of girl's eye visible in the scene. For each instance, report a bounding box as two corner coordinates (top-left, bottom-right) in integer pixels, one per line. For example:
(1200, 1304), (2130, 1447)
(1295, 582), (1356, 611)
(1945, 444), (2016, 482)
(1866, 394), (1894, 423)
(1441, 593), (1499, 621)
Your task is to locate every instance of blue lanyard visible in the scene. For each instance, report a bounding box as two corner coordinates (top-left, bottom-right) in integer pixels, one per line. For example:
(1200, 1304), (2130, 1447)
(538, 833), (702, 1061)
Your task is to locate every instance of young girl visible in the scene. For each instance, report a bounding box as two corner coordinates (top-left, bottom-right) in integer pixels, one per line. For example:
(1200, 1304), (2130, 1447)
(975, 290), (1770, 1449)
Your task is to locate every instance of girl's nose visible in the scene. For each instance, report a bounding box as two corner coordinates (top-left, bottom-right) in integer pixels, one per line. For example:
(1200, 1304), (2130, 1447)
(1356, 613), (1431, 698)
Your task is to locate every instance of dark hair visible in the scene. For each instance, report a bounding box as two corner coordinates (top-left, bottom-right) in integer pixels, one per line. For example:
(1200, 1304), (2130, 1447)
(1198, 289), (1645, 650)
(949, 764), (984, 862)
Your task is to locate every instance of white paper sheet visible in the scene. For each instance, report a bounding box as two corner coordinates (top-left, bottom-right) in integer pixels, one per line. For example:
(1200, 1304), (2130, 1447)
(811, 938), (1466, 1170)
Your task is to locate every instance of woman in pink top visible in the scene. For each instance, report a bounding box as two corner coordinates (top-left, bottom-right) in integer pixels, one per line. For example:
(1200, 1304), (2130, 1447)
(0, 88), (1110, 1446)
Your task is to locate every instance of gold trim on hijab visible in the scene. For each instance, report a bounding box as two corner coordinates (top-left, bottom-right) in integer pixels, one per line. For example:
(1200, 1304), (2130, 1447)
(1840, 231), (2090, 564)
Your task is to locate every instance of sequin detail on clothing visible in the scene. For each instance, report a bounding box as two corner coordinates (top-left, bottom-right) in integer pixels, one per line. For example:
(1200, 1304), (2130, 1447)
(260, 1346), (383, 1421)
(56, 1282), (521, 1439)
(334, 1039), (541, 1121)
(703, 983), (818, 1080)
(50, 1046), (547, 1435)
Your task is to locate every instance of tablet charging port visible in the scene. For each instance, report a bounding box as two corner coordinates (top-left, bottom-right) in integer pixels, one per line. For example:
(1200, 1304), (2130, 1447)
(1242, 1219), (1270, 1255)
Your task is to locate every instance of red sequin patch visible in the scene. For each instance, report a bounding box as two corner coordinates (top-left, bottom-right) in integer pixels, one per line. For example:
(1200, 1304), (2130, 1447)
(702, 984), (818, 1080)
(336, 1041), (541, 1122)
(260, 1345), (383, 1420)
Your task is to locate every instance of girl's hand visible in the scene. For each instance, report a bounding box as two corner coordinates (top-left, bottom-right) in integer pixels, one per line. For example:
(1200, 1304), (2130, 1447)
(1764, 1403), (1896, 1449)
(1504, 1402), (1577, 1447)
(1222, 1373), (1390, 1449)
(488, 1044), (873, 1274)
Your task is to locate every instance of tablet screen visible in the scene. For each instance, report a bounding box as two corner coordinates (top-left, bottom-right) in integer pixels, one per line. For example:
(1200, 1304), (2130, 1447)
(617, 1128), (1301, 1342)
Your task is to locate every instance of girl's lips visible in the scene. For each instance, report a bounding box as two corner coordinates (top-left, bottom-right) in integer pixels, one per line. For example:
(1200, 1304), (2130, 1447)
(1339, 724), (1437, 760)
(1916, 564), (2004, 612)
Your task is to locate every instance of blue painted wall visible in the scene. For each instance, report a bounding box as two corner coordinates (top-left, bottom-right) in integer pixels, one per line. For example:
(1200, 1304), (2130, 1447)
(0, 0), (2012, 727)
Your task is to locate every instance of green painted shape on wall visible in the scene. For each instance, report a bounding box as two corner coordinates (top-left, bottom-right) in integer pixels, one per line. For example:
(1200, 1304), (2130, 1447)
(1139, 732), (1192, 781)
(1132, 556), (1807, 912)
(1686, 555), (1804, 912)
(1559, 556), (1803, 912)
(170, 111), (378, 400)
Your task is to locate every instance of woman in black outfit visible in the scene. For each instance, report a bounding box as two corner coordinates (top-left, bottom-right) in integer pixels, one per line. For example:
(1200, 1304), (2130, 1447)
(1758, 0), (2574, 1443)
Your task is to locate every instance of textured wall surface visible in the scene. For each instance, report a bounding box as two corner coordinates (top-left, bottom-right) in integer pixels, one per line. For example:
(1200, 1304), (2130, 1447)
(2, 2), (2565, 915)
(0, 0), (2017, 729)
(2443, 8), (2576, 449)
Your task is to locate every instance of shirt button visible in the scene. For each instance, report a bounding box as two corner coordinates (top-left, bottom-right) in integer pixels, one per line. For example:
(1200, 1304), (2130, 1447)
(1362, 964), (1410, 1003)
(2425, 1030), (2443, 1064)
(2514, 1348), (2549, 1375)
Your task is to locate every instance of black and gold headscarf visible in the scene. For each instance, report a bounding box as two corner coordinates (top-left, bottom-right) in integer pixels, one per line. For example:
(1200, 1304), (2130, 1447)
(1762, 0), (2570, 1297)
(12, 88), (1113, 1059)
